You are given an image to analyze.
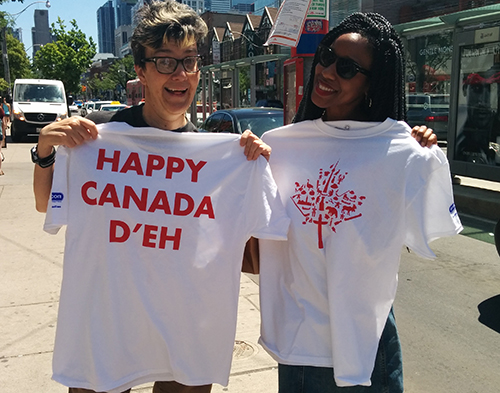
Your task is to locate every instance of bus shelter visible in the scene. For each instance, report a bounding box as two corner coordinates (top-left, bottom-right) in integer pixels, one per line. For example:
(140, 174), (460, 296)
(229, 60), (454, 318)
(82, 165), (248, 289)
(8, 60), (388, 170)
(189, 53), (290, 125)
(396, 4), (500, 182)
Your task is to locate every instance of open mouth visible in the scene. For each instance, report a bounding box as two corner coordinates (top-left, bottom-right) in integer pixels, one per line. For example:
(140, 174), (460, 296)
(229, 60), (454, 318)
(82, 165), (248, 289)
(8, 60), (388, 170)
(318, 82), (335, 93)
(166, 87), (188, 95)
(315, 80), (337, 96)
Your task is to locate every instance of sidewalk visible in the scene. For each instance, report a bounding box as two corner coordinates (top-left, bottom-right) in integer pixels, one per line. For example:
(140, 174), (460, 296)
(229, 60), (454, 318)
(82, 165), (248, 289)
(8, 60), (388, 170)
(453, 175), (500, 221)
(0, 143), (278, 393)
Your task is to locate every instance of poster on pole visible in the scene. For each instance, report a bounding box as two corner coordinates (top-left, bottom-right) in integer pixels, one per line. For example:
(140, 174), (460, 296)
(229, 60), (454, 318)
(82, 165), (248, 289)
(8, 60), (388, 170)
(265, 0), (327, 48)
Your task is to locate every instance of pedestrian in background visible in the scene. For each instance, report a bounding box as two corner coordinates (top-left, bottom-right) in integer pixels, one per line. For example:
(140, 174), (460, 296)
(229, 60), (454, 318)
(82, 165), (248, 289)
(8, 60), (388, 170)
(0, 96), (5, 175)
(2, 95), (11, 149)
(258, 12), (462, 393)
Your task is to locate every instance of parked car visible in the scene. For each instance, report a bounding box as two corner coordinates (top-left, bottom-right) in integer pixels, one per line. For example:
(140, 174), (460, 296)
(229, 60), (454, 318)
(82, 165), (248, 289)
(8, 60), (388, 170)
(69, 103), (80, 116)
(99, 104), (127, 112)
(199, 108), (284, 137)
(93, 100), (114, 110)
(406, 93), (449, 141)
(81, 101), (113, 117)
(80, 102), (94, 117)
(255, 99), (284, 108)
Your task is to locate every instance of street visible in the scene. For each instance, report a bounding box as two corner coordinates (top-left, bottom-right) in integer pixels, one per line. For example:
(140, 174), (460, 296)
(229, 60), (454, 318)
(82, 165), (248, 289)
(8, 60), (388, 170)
(1, 141), (500, 392)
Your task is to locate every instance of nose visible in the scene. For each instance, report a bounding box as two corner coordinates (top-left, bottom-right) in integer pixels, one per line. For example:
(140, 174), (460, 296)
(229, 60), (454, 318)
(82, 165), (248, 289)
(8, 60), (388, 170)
(171, 61), (188, 79)
(321, 61), (338, 80)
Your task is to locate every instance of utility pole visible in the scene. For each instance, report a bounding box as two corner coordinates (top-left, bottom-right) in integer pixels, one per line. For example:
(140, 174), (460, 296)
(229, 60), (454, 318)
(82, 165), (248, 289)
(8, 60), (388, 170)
(2, 27), (12, 97)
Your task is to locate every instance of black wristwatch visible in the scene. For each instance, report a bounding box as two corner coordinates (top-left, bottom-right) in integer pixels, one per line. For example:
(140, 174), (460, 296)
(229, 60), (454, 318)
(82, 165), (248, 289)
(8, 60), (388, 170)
(31, 145), (56, 168)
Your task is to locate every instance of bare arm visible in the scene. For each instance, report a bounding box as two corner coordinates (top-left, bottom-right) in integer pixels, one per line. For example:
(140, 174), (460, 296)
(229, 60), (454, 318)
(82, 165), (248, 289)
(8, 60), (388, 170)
(33, 117), (99, 212)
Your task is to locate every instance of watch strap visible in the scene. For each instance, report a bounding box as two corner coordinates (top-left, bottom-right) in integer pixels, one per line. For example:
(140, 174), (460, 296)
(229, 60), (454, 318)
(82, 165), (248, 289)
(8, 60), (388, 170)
(31, 145), (56, 168)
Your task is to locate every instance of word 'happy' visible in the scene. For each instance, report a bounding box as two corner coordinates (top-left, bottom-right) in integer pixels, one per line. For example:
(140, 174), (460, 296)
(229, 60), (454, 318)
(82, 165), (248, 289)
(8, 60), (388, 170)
(96, 149), (207, 182)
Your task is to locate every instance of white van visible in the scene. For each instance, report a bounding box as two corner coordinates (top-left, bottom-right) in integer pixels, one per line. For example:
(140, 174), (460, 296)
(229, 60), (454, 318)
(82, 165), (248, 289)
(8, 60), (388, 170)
(11, 79), (68, 142)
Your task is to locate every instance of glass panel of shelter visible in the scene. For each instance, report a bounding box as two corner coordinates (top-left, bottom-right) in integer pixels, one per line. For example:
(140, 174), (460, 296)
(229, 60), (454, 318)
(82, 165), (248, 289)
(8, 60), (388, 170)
(405, 32), (453, 142)
(455, 41), (500, 166)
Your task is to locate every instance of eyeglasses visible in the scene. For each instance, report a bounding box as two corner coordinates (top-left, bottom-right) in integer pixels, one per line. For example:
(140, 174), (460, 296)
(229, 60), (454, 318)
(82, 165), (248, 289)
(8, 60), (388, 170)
(142, 56), (202, 74)
(317, 44), (371, 79)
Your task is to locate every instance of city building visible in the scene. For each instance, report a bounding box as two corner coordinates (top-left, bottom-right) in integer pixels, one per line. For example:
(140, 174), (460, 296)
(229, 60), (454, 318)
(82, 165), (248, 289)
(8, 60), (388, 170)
(114, 0), (137, 28)
(115, 24), (133, 58)
(207, 0), (231, 13)
(31, 8), (51, 59)
(232, 2), (254, 13)
(178, 0), (205, 14)
(10, 28), (22, 43)
(97, 1), (116, 54)
(253, 0), (279, 16)
(113, 0), (137, 57)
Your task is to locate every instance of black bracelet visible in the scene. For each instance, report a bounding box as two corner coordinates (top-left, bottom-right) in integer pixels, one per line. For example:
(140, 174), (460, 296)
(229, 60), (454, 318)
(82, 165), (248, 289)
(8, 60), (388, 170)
(31, 145), (56, 168)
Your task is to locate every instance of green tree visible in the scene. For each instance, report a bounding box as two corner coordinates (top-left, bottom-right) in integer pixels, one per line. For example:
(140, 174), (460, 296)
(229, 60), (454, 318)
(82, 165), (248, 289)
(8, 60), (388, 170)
(0, 78), (9, 93)
(0, 10), (31, 93)
(0, 33), (32, 82)
(33, 18), (96, 96)
(86, 73), (114, 99)
(239, 67), (250, 106)
(101, 55), (136, 93)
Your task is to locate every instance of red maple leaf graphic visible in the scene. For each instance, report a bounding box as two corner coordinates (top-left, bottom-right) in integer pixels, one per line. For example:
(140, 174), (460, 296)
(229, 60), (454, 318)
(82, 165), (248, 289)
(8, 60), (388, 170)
(291, 161), (366, 249)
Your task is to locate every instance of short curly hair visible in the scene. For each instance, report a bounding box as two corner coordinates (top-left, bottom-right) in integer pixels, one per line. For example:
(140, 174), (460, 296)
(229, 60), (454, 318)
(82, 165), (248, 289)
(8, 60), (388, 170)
(294, 13), (406, 123)
(131, 0), (208, 67)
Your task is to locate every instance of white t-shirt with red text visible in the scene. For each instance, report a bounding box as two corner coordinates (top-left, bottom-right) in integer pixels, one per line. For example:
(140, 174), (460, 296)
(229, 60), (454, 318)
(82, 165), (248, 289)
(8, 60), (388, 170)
(259, 118), (462, 387)
(44, 122), (290, 392)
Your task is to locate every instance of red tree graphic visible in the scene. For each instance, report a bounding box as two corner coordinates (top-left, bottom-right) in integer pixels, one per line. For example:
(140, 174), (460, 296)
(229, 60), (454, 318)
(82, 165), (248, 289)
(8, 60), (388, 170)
(291, 161), (366, 249)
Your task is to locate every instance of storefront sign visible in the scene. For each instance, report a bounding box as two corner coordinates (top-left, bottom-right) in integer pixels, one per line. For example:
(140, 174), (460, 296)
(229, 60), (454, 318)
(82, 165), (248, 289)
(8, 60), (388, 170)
(265, 0), (327, 48)
(475, 27), (500, 44)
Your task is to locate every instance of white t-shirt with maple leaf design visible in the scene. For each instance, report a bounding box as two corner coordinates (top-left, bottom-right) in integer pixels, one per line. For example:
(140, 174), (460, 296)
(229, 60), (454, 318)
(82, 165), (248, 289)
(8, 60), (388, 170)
(259, 118), (462, 387)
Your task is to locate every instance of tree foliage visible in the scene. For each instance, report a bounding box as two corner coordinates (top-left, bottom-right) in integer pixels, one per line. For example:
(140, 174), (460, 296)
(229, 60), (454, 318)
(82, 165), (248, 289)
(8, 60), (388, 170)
(33, 18), (96, 95)
(1, 33), (32, 82)
(0, 78), (9, 92)
(101, 55), (137, 92)
(0, 10), (31, 93)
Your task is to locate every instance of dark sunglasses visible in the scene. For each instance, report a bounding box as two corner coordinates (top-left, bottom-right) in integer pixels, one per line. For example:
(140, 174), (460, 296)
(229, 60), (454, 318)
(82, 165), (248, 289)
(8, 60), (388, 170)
(317, 44), (371, 79)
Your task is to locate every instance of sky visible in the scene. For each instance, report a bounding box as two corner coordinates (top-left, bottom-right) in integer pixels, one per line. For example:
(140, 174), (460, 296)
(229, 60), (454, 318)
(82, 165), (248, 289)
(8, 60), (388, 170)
(1, 0), (102, 55)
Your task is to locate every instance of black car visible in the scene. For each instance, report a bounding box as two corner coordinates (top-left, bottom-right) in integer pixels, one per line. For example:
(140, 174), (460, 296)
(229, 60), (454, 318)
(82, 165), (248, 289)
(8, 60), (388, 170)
(199, 108), (284, 137)
(255, 99), (284, 108)
(406, 94), (450, 141)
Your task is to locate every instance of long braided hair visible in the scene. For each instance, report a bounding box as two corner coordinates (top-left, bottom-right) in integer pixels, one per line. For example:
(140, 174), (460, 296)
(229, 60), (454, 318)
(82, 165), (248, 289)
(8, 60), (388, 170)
(293, 13), (407, 123)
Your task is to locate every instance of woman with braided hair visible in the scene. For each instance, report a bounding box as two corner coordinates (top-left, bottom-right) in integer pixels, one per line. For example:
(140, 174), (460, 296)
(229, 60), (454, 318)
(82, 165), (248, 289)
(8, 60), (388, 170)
(257, 13), (462, 392)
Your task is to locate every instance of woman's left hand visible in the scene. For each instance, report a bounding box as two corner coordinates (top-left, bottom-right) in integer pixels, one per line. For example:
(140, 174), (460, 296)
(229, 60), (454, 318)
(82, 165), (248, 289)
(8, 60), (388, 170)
(240, 129), (272, 161)
(411, 125), (438, 147)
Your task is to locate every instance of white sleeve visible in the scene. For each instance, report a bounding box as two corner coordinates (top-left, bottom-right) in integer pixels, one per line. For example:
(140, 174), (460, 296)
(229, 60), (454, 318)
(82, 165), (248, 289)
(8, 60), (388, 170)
(43, 146), (69, 234)
(405, 147), (463, 258)
(243, 157), (290, 240)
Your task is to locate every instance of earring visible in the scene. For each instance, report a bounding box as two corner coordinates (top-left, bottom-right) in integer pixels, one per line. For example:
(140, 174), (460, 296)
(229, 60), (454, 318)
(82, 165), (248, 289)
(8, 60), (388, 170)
(365, 95), (372, 108)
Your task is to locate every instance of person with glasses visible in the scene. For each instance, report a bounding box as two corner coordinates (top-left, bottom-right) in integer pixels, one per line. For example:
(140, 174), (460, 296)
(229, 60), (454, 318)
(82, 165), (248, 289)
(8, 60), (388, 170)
(32, 2), (274, 393)
(257, 13), (462, 392)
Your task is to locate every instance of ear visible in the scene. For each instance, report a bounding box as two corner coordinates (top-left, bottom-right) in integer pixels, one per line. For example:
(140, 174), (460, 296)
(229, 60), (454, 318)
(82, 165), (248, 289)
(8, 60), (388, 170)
(135, 64), (147, 86)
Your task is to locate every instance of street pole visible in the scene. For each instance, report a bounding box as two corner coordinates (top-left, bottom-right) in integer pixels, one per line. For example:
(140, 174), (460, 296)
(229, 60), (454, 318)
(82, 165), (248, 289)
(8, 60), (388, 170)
(2, 27), (12, 97)
(2, 1), (51, 97)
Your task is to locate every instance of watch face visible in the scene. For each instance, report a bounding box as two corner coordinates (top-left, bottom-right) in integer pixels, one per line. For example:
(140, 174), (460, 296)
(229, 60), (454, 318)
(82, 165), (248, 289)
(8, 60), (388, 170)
(31, 146), (40, 163)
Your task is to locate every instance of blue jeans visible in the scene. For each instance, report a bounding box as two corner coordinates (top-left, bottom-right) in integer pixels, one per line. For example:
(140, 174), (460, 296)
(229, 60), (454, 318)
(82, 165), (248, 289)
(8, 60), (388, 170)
(278, 309), (403, 393)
